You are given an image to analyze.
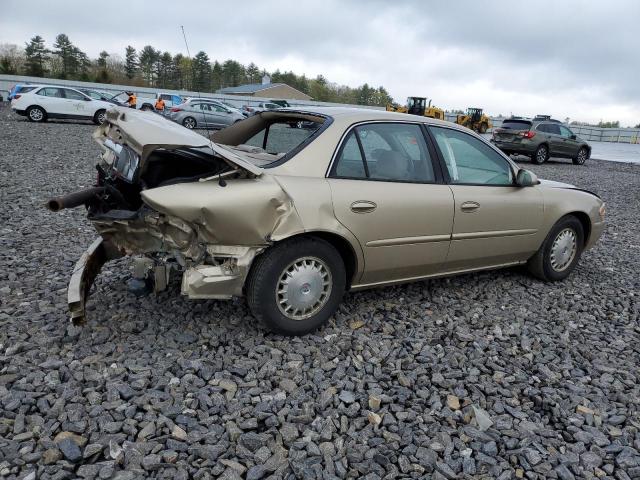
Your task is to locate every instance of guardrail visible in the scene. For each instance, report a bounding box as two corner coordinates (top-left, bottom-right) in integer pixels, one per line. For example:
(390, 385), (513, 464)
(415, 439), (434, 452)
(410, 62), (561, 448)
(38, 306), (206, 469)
(2, 74), (638, 143)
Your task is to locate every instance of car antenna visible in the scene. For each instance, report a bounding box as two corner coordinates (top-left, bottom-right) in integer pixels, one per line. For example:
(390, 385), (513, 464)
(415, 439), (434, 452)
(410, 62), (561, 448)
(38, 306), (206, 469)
(180, 25), (226, 187)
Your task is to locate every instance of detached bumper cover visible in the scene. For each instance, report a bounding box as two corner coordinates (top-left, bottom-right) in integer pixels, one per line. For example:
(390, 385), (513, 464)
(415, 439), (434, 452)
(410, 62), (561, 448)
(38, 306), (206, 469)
(68, 237), (120, 325)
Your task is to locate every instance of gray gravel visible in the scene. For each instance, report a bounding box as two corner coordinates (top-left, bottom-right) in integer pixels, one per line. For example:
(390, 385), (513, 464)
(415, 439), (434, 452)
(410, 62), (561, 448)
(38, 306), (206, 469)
(1, 106), (639, 479)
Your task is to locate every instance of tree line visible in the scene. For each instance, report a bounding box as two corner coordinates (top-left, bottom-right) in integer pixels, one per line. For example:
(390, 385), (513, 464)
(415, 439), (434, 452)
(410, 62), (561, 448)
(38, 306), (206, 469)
(0, 34), (394, 106)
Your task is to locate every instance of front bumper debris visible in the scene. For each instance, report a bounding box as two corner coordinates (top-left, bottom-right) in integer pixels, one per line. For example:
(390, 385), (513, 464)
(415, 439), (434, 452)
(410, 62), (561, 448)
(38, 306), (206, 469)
(68, 238), (120, 325)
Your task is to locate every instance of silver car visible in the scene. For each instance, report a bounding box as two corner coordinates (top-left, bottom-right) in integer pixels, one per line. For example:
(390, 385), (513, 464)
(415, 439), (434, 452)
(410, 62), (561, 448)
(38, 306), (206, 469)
(168, 99), (245, 129)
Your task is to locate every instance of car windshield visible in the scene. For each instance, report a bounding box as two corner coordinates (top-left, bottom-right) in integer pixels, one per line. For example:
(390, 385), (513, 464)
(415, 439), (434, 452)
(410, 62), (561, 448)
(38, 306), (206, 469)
(500, 120), (532, 130)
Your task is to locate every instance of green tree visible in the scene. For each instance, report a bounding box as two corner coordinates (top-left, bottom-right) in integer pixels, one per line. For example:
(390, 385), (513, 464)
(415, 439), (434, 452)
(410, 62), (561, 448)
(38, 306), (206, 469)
(245, 62), (260, 84)
(192, 51), (211, 92)
(125, 46), (138, 79)
(95, 50), (111, 83)
(52, 34), (77, 78)
(156, 51), (174, 88)
(598, 120), (620, 128)
(24, 35), (49, 77)
(211, 60), (223, 91)
(138, 45), (159, 85)
(221, 59), (245, 87)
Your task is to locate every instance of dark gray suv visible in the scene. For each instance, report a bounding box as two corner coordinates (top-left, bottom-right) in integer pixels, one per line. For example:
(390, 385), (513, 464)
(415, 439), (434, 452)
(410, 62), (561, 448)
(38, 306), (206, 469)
(492, 118), (591, 165)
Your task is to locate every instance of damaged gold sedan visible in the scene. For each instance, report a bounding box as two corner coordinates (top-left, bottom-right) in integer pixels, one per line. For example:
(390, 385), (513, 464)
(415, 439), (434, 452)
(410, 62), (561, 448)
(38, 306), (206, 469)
(49, 106), (605, 335)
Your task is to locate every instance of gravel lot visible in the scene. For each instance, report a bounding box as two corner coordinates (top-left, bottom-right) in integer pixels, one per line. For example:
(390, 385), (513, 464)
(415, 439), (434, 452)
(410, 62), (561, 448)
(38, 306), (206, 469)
(1, 107), (639, 480)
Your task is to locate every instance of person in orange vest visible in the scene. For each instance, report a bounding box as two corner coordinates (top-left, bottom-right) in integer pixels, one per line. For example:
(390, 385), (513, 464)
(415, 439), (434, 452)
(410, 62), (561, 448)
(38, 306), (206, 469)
(126, 92), (137, 109)
(154, 96), (165, 113)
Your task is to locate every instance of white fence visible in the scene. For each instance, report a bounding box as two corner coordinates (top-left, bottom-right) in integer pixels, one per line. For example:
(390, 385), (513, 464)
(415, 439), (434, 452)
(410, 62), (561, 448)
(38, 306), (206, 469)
(2, 74), (638, 143)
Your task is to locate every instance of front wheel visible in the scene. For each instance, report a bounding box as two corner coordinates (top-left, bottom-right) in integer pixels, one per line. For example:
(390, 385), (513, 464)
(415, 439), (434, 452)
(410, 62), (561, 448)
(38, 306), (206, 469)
(527, 215), (584, 281)
(182, 117), (196, 129)
(27, 106), (46, 122)
(246, 237), (346, 335)
(573, 147), (588, 165)
(532, 144), (549, 164)
(93, 109), (106, 125)
(478, 123), (488, 134)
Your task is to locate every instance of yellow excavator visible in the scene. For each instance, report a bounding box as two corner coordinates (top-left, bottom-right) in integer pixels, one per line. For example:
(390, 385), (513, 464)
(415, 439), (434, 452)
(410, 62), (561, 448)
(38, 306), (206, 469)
(386, 96), (445, 120)
(455, 107), (492, 133)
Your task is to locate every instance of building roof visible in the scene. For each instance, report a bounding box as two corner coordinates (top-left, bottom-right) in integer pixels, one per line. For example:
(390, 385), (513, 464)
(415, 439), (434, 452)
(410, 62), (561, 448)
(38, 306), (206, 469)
(217, 83), (288, 94)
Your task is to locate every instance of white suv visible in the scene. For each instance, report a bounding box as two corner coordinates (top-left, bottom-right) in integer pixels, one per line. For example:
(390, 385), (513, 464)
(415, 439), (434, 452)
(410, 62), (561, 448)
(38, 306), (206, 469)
(11, 85), (114, 124)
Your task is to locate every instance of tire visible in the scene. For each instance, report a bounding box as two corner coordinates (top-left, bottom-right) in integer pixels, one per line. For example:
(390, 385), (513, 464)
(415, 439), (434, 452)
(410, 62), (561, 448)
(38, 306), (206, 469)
(478, 123), (488, 134)
(27, 106), (46, 122)
(573, 147), (588, 165)
(527, 215), (584, 281)
(532, 144), (549, 164)
(182, 117), (196, 129)
(93, 109), (106, 125)
(246, 237), (346, 335)
(296, 121), (303, 129)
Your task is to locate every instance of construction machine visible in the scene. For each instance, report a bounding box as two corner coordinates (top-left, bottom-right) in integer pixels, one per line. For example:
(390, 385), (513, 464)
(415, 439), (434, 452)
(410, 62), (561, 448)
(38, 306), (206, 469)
(386, 96), (445, 120)
(455, 107), (492, 133)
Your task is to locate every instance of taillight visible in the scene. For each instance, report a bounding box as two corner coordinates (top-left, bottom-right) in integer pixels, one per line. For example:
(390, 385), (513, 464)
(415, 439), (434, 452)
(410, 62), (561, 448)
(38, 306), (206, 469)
(170, 107), (182, 112)
(14, 94), (21, 100)
(520, 130), (536, 139)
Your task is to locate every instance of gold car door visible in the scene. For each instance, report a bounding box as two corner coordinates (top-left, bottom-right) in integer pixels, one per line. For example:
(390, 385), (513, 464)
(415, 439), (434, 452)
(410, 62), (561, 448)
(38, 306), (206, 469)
(327, 122), (454, 286)
(429, 126), (543, 271)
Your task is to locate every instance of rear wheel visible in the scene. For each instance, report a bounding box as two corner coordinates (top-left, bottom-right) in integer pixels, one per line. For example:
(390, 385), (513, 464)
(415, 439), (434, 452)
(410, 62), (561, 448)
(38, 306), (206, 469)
(527, 215), (584, 281)
(182, 117), (196, 129)
(573, 147), (588, 165)
(478, 123), (488, 134)
(27, 106), (46, 122)
(532, 144), (548, 164)
(246, 237), (346, 335)
(93, 109), (106, 125)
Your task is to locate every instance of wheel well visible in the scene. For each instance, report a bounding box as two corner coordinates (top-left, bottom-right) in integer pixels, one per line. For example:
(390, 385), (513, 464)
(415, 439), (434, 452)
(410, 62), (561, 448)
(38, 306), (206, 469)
(27, 105), (45, 112)
(566, 212), (591, 246)
(278, 232), (358, 287)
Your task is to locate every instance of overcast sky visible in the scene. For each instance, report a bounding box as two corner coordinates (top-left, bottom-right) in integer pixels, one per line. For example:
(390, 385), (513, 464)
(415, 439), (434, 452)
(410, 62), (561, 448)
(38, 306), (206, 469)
(2, 0), (639, 125)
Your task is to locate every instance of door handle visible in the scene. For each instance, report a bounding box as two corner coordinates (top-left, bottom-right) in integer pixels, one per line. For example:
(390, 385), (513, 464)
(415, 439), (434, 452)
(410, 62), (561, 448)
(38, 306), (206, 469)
(460, 201), (480, 212)
(351, 200), (377, 214)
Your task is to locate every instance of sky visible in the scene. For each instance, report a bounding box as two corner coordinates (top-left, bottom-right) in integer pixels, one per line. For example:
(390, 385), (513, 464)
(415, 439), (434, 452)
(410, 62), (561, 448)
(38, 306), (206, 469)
(1, 0), (639, 126)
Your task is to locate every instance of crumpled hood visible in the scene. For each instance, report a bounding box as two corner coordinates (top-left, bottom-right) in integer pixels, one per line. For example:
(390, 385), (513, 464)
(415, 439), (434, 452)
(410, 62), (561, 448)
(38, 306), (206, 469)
(94, 106), (262, 176)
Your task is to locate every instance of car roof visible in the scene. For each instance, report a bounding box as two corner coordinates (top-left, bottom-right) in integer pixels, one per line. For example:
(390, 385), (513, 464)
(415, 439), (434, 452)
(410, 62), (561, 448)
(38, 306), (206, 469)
(278, 106), (455, 127)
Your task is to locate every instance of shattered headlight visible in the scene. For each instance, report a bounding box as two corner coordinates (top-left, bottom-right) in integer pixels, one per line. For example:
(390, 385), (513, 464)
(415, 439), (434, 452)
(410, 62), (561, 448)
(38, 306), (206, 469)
(104, 138), (140, 182)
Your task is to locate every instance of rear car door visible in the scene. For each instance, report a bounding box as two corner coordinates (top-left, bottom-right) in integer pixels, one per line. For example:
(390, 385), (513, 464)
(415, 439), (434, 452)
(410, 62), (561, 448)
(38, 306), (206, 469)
(559, 125), (580, 157)
(35, 87), (66, 114)
(327, 122), (454, 285)
(544, 123), (563, 156)
(429, 126), (543, 271)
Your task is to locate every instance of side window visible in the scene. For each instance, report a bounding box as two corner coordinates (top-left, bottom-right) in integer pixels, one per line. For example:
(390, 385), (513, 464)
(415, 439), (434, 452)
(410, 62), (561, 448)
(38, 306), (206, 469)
(430, 127), (513, 185)
(37, 88), (64, 98)
(212, 105), (227, 113)
(559, 126), (573, 138)
(333, 131), (366, 178)
(331, 123), (435, 182)
(536, 124), (548, 133)
(160, 94), (172, 101)
(547, 124), (561, 135)
(63, 89), (87, 100)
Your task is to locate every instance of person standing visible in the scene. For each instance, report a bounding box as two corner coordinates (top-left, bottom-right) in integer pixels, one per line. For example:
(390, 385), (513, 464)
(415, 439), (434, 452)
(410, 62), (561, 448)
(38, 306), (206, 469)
(154, 96), (165, 113)
(127, 92), (137, 109)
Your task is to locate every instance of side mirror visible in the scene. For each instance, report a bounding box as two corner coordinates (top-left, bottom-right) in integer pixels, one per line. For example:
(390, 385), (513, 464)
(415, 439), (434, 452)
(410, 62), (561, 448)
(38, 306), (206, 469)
(516, 169), (539, 187)
(84, 97), (91, 101)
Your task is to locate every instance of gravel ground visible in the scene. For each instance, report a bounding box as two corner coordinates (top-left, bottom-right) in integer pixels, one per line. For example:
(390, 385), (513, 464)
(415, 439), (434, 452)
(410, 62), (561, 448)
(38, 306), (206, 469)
(1, 107), (639, 480)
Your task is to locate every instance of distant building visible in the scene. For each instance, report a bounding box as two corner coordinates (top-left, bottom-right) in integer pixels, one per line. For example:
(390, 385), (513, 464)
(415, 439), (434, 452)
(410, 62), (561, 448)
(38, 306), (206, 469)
(218, 75), (311, 101)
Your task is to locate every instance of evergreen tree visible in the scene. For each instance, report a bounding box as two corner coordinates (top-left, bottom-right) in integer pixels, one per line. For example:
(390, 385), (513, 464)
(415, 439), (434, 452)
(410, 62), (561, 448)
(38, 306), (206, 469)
(138, 45), (159, 85)
(125, 46), (138, 79)
(192, 51), (211, 92)
(95, 51), (111, 83)
(52, 34), (77, 78)
(24, 35), (49, 77)
(245, 62), (260, 84)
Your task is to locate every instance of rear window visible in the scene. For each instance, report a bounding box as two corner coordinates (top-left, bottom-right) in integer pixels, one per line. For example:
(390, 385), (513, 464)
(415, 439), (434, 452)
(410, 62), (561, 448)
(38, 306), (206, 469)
(19, 86), (37, 94)
(500, 120), (532, 130)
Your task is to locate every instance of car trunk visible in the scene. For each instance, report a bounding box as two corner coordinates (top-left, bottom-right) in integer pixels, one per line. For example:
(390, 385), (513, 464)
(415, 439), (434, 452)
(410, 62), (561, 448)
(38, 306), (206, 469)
(494, 120), (532, 142)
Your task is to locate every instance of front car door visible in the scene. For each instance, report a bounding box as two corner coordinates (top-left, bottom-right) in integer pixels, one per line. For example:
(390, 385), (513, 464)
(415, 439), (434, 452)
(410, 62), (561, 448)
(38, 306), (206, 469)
(61, 88), (90, 118)
(428, 126), (543, 271)
(327, 122), (454, 286)
(558, 125), (580, 157)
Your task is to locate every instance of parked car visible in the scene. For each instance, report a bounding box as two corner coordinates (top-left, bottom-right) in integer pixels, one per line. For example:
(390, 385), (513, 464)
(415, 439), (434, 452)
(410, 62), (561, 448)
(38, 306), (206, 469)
(491, 118), (591, 165)
(110, 91), (183, 110)
(167, 98), (245, 129)
(242, 102), (282, 116)
(48, 107), (605, 335)
(8, 84), (38, 101)
(11, 85), (114, 124)
(77, 88), (119, 104)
